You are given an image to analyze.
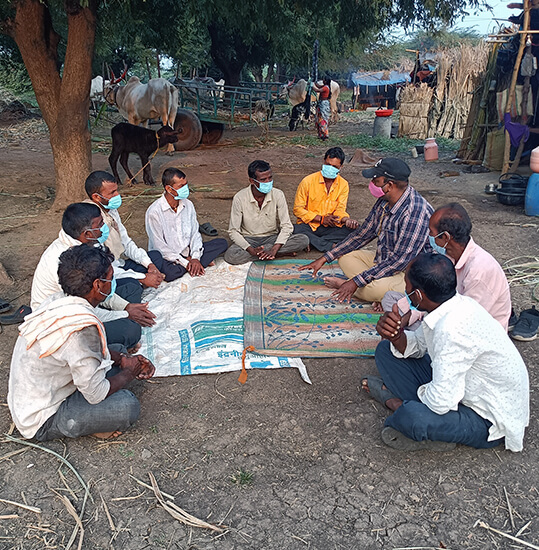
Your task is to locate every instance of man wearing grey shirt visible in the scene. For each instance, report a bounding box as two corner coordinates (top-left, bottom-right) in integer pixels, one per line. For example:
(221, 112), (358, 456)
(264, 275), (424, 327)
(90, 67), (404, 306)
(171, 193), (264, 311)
(224, 160), (309, 265)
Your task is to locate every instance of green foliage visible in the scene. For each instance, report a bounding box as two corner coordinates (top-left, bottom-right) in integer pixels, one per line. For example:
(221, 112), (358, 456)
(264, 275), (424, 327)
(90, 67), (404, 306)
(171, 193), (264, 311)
(231, 468), (254, 486)
(0, 36), (33, 96)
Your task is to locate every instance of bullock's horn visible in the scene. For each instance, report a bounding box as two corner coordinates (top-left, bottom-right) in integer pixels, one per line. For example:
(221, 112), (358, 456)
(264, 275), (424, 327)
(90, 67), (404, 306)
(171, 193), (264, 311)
(118, 65), (128, 82)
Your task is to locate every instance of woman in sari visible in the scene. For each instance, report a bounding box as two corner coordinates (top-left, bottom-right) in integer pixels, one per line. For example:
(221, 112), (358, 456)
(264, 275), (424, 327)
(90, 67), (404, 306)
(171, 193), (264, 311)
(313, 77), (332, 140)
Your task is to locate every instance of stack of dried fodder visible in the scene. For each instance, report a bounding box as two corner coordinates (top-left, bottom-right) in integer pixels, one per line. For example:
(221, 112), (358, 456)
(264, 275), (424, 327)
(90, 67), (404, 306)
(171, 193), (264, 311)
(430, 43), (490, 139)
(398, 83), (433, 139)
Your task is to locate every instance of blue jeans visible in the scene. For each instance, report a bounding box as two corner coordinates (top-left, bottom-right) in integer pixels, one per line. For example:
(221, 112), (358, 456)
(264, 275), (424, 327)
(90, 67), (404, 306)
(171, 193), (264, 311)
(103, 280), (142, 349)
(34, 368), (140, 441)
(374, 340), (502, 449)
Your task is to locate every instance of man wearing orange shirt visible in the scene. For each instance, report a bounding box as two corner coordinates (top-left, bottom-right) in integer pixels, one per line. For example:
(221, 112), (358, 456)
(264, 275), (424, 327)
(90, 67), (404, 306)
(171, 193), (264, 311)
(292, 147), (358, 252)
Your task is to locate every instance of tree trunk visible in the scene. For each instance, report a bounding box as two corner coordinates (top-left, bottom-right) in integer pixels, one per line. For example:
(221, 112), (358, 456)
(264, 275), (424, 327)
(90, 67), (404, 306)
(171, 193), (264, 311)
(7, 0), (97, 210)
(208, 23), (248, 88)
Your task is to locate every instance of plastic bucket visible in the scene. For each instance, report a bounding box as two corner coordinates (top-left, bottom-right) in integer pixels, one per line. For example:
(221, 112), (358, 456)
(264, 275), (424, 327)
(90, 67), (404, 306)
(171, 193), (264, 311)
(525, 172), (539, 216)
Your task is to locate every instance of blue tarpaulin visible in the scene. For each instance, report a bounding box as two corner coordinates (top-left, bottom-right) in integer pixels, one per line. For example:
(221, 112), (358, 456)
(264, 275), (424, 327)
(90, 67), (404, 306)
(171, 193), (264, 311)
(348, 71), (410, 87)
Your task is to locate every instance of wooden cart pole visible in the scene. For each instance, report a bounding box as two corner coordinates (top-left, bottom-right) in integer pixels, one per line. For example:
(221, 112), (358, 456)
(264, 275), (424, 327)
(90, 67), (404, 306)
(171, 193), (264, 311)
(502, 0), (531, 174)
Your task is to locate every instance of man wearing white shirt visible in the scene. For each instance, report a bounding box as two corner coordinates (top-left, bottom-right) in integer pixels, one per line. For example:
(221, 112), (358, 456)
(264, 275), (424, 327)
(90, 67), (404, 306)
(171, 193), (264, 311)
(145, 168), (227, 280)
(85, 171), (168, 287)
(367, 253), (529, 452)
(9, 245), (155, 441)
(31, 203), (155, 349)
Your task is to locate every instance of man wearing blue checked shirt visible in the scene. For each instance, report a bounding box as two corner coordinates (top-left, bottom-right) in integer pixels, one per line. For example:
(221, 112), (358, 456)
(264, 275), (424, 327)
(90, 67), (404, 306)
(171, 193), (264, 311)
(300, 158), (433, 303)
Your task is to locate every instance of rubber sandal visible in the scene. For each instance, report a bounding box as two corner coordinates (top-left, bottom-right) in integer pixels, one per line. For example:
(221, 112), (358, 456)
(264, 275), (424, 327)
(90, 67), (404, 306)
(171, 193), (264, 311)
(0, 305), (32, 325)
(381, 427), (456, 452)
(0, 298), (12, 314)
(361, 375), (397, 407)
(199, 222), (218, 236)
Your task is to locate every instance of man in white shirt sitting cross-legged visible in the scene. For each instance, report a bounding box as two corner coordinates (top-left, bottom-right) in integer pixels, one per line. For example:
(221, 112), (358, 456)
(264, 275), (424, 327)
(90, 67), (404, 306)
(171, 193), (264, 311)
(9, 245), (155, 441)
(365, 253), (529, 453)
(145, 168), (228, 279)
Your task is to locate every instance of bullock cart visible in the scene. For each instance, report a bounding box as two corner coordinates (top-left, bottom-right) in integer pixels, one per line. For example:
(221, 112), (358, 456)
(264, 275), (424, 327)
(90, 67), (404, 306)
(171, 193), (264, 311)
(170, 79), (286, 149)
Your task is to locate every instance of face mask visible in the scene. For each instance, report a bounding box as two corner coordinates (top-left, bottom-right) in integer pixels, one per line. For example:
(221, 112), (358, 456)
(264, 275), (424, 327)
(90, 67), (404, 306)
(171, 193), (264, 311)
(404, 290), (423, 311)
(369, 180), (386, 198)
(169, 185), (190, 200)
(429, 232), (448, 255)
(99, 194), (122, 210)
(99, 276), (117, 300)
(87, 223), (110, 244)
(97, 223), (109, 244)
(321, 164), (340, 179)
(254, 179), (273, 194)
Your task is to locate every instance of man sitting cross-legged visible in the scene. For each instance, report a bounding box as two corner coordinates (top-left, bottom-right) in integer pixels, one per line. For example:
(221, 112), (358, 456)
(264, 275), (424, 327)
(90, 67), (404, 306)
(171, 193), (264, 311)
(145, 168), (228, 279)
(300, 158), (432, 303)
(292, 147), (358, 252)
(377, 202), (512, 331)
(8, 245), (155, 441)
(365, 253), (529, 452)
(31, 203), (155, 351)
(85, 170), (168, 287)
(224, 160), (309, 265)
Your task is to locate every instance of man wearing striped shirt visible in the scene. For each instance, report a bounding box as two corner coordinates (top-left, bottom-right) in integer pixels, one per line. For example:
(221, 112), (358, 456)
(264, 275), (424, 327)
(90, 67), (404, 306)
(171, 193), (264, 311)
(300, 158), (433, 302)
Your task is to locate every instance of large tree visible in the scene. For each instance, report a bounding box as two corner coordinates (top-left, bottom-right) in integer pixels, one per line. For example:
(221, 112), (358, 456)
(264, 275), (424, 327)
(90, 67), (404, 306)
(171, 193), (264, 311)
(1, 0), (97, 209)
(1, 0), (482, 208)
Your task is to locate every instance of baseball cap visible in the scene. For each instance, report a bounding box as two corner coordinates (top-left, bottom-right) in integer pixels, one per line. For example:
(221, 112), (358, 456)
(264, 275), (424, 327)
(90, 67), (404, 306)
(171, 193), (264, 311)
(362, 158), (411, 181)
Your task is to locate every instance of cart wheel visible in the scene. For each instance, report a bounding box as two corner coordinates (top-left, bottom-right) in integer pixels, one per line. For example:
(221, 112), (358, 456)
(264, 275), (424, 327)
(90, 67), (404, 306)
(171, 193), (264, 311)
(174, 109), (203, 151)
(200, 121), (225, 145)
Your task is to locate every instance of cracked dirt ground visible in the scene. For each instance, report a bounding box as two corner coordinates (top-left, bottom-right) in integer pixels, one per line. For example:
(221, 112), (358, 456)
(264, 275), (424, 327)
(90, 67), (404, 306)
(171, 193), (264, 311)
(0, 121), (538, 549)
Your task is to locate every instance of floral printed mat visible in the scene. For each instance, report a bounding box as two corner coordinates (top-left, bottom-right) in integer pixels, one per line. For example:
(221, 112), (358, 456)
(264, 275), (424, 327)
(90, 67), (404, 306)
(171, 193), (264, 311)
(244, 259), (381, 357)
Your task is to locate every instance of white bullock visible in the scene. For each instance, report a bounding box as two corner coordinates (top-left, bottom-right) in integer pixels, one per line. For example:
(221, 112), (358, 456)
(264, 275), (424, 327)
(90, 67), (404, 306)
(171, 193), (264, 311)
(279, 78), (340, 123)
(105, 76), (179, 154)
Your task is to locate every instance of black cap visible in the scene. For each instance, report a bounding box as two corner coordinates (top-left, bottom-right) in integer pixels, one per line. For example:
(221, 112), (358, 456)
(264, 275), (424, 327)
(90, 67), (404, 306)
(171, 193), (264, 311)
(362, 158), (411, 181)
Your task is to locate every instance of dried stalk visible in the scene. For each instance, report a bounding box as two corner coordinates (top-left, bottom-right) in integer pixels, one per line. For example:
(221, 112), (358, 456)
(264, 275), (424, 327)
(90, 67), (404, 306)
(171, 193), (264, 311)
(0, 498), (41, 514)
(475, 520), (539, 549)
(3, 435), (93, 504)
(52, 490), (84, 550)
(148, 472), (224, 532)
(504, 486), (516, 531)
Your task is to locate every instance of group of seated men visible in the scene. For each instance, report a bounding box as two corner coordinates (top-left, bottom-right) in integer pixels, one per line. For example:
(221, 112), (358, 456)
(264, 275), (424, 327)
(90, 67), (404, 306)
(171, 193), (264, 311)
(8, 148), (529, 452)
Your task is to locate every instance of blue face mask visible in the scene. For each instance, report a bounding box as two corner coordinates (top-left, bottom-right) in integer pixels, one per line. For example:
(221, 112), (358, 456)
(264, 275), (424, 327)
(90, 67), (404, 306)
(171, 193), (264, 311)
(405, 289), (420, 311)
(100, 194), (122, 210)
(97, 223), (109, 244)
(429, 232), (448, 255)
(99, 276), (117, 300)
(86, 222), (109, 244)
(169, 185), (190, 200)
(321, 164), (340, 179)
(254, 179), (273, 194)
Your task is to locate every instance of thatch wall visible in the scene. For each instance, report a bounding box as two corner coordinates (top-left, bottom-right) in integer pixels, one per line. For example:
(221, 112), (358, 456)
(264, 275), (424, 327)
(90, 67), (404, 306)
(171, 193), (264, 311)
(398, 84), (433, 139)
(398, 43), (490, 140)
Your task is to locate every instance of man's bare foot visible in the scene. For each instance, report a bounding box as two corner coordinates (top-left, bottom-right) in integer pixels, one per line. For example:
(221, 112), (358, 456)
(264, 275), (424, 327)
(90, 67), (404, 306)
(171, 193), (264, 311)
(372, 301), (384, 313)
(127, 342), (141, 354)
(91, 430), (123, 440)
(276, 251), (298, 258)
(208, 261), (216, 267)
(361, 377), (403, 411)
(323, 276), (345, 289)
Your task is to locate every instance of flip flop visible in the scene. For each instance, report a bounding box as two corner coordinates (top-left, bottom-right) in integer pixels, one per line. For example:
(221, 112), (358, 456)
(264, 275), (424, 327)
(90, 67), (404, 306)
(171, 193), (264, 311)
(0, 298), (12, 314)
(0, 305), (32, 325)
(199, 222), (218, 236)
(361, 375), (397, 407)
(381, 427), (456, 452)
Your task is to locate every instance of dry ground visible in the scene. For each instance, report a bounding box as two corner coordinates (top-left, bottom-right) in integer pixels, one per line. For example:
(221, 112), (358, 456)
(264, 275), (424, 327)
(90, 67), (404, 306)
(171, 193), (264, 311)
(0, 115), (538, 550)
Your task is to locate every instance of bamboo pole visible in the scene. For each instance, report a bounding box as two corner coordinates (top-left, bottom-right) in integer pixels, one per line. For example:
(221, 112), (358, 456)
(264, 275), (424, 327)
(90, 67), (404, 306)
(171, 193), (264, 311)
(502, 0), (531, 174)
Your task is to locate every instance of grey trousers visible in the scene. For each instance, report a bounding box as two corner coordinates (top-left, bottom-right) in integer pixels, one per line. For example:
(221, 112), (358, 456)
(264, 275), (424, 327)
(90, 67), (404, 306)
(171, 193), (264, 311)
(34, 368), (140, 441)
(224, 233), (310, 265)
